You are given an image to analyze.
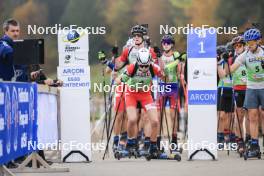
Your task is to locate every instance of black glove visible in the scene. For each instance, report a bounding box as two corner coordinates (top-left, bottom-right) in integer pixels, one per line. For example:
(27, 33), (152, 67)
(222, 52), (229, 62)
(112, 46), (118, 58)
(153, 46), (162, 58)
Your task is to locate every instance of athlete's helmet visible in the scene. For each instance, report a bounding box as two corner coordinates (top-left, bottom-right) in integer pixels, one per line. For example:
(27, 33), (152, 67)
(231, 35), (245, 46)
(161, 34), (175, 45)
(243, 28), (262, 42)
(137, 48), (151, 65)
(131, 25), (147, 35)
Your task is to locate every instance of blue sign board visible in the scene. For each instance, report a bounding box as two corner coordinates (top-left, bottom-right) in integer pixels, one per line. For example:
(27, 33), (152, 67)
(188, 90), (217, 105)
(187, 28), (217, 58)
(0, 82), (38, 164)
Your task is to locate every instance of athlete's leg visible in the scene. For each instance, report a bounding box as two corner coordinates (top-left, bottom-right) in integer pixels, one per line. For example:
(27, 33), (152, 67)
(235, 107), (245, 139)
(126, 107), (138, 139)
(113, 86), (126, 149)
(125, 91), (139, 148)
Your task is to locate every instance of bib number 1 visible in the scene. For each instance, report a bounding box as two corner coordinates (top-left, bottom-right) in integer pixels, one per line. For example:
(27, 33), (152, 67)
(198, 42), (206, 54)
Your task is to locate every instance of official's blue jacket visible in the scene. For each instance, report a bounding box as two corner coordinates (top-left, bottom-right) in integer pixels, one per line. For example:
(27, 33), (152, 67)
(0, 35), (14, 81)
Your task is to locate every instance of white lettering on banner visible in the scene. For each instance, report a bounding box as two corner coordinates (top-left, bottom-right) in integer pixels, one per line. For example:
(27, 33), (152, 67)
(18, 88), (29, 103)
(21, 133), (27, 148)
(0, 118), (4, 131)
(19, 111), (29, 126)
(190, 93), (216, 101)
(63, 68), (85, 76)
(0, 91), (4, 105)
(0, 140), (3, 157)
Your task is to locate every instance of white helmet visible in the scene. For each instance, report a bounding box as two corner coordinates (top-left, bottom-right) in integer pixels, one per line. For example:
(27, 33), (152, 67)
(137, 48), (151, 65)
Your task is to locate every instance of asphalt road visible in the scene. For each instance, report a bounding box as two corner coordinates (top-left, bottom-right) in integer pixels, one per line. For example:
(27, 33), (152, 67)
(16, 149), (264, 176)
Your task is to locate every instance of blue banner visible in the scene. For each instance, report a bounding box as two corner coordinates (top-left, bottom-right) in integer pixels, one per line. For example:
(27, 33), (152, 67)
(188, 90), (217, 105)
(187, 28), (216, 58)
(0, 82), (38, 165)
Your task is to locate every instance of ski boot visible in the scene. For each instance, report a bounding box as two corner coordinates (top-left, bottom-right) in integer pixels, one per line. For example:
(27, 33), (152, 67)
(114, 144), (129, 160)
(126, 139), (138, 159)
(245, 134), (251, 145)
(145, 146), (159, 161)
(243, 140), (261, 160)
(112, 136), (119, 153)
(138, 138), (150, 157)
(217, 133), (225, 150)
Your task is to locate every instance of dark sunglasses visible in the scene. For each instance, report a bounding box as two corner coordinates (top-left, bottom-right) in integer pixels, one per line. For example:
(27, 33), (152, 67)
(139, 65), (149, 68)
(233, 43), (243, 48)
(162, 39), (173, 45)
(133, 33), (143, 38)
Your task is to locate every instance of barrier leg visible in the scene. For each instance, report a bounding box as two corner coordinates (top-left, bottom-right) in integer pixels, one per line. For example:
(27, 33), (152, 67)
(0, 166), (15, 176)
(10, 152), (69, 173)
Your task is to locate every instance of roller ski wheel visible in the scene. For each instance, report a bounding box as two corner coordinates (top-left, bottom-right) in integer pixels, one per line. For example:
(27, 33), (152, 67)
(114, 152), (121, 160)
(145, 154), (152, 161)
(243, 152), (248, 160)
(173, 154), (181, 161)
(114, 146), (129, 160)
(128, 148), (138, 159)
(145, 151), (159, 161)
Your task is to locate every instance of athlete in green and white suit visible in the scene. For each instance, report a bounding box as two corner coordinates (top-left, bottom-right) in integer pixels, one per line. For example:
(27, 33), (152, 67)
(219, 28), (264, 156)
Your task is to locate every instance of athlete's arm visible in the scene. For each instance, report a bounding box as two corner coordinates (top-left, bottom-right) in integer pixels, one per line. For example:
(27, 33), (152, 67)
(116, 64), (134, 84)
(152, 63), (164, 78)
(115, 48), (129, 70)
(217, 63), (227, 79)
(225, 51), (246, 74)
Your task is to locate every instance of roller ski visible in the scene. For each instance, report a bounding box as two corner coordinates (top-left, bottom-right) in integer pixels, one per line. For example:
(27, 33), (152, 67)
(114, 145), (129, 160)
(243, 140), (261, 160)
(145, 150), (181, 161)
(137, 144), (149, 157)
(124, 139), (139, 159)
(145, 143), (181, 161)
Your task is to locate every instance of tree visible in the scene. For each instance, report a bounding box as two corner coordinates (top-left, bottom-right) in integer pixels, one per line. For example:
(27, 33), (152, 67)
(104, 0), (134, 46)
(134, 0), (174, 45)
(60, 0), (106, 64)
(12, 0), (48, 37)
